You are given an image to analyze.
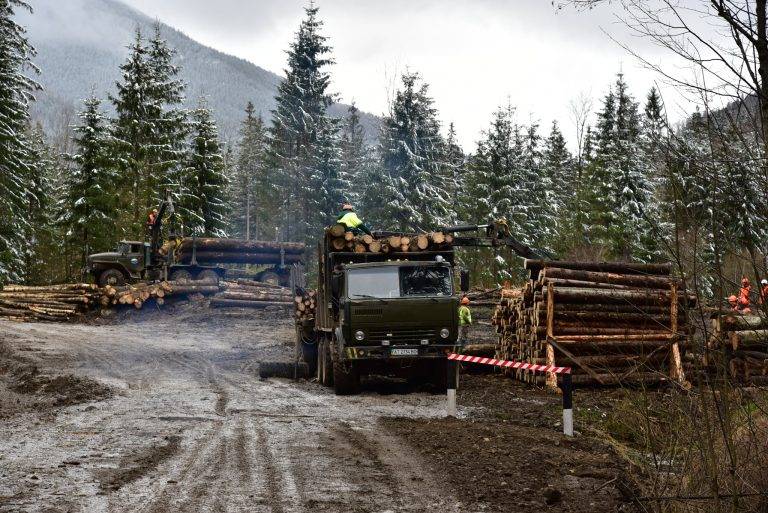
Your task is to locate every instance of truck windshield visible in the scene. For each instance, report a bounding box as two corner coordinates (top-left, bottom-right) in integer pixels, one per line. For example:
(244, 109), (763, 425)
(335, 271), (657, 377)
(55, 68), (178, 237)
(348, 266), (452, 298)
(117, 242), (130, 254)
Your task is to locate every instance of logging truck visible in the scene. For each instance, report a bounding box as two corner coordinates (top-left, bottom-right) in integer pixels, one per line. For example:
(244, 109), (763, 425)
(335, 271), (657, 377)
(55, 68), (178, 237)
(297, 229), (470, 395)
(85, 195), (304, 287)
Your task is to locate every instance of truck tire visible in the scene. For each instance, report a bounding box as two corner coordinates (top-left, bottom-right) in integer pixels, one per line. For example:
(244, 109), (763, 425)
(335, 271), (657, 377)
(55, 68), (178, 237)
(428, 361), (450, 393)
(332, 361), (359, 395)
(98, 269), (125, 287)
(196, 269), (220, 283)
(170, 269), (192, 282)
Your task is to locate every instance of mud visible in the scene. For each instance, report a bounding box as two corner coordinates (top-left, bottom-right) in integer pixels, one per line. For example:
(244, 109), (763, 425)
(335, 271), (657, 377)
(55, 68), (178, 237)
(0, 305), (640, 512)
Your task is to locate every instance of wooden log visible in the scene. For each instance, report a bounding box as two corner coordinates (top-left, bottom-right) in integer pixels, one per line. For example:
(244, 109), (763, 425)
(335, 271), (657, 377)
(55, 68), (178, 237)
(545, 310), (672, 323)
(545, 327), (674, 336)
(210, 299), (293, 308)
(553, 287), (692, 306)
(717, 314), (768, 331)
(177, 238), (305, 254)
(554, 333), (680, 342)
(400, 236), (411, 248)
(368, 240), (382, 253)
(416, 234), (430, 250)
(541, 277), (652, 291)
(344, 231), (355, 241)
(388, 235), (402, 248)
(328, 224), (346, 237)
(541, 267), (681, 289)
(331, 237), (346, 250)
(167, 285), (221, 295)
(543, 303), (671, 315)
(177, 251), (302, 265)
(524, 259), (672, 276)
(730, 330), (768, 349)
(399, 244), (410, 252)
(431, 232), (445, 244)
(559, 372), (669, 386)
(234, 279), (288, 291)
(1, 283), (98, 292)
(362, 234), (374, 245)
(354, 243), (366, 253)
(217, 291), (294, 302)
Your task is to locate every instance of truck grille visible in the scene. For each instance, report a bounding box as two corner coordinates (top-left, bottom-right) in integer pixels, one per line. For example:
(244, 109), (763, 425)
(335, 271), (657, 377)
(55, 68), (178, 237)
(353, 308), (383, 316)
(365, 327), (439, 345)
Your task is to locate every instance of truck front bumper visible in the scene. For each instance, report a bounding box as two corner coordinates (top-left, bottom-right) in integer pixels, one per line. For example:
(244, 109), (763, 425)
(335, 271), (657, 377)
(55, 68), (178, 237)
(343, 344), (458, 360)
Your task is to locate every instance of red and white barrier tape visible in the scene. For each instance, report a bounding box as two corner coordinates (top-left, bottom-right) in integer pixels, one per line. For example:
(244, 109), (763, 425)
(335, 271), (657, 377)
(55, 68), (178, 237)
(447, 353), (572, 374)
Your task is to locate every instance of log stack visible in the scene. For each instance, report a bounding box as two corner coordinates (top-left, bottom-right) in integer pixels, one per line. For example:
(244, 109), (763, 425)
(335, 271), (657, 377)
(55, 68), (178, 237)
(210, 280), (293, 309)
(101, 280), (221, 309)
(0, 283), (103, 321)
(492, 260), (693, 387)
(325, 224), (453, 254)
(294, 288), (317, 321)
(708, 313), (768, 384)
(175, 238), (305, 265)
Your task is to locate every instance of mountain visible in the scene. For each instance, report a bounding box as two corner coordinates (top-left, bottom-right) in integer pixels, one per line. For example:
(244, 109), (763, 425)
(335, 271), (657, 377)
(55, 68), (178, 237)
(18, 0), (380, 143)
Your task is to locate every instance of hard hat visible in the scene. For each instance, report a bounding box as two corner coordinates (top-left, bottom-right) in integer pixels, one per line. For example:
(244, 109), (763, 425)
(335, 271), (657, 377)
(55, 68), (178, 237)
(342, 202), (354, 211)
(152, 208), (159, 213)
(761, 279), (768, 285)
(461, 296), (470, 305)
(742, 277), (750, 285)
(728, 295), (738, 303)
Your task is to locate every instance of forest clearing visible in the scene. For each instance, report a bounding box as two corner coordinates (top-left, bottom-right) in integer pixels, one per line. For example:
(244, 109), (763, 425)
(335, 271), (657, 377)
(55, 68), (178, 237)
(4, 0), (768, 512)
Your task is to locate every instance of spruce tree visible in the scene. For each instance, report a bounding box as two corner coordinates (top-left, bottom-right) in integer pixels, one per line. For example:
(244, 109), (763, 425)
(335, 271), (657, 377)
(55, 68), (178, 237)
(182, 102), (229, 237)
(59, 96), (119, 269)
(231, 102), (268, 239)
(443, 123), (465, 222)
(0, 0), (40, 284)
(267, 5), (339, 241)
(375, 72), (448, 231)
(542, 121), (574, 250)
(339, 102), (367, 205)
(23, 126), (55, 284)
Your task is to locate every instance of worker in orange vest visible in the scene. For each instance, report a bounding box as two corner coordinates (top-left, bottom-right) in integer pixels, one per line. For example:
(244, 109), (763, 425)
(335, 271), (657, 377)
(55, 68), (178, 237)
(728, 295), (739, 311)
(739, 277), (752, 311)
(760, 279), (768, 304)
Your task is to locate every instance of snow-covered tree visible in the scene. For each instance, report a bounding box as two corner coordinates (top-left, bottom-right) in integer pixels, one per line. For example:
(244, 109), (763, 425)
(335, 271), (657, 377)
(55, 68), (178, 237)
(181, 102), (229, 237)
(59, 96), (119, 268)
(339, 102), (367, 205)
(266, 5), (339, 242)
(0, 0), (40, 284)
(373, 72), (448, 231)
(230, 102), (268, 239)
(110, 26), (187, 237)
(23, 126), (55, 284)
(443, 122), (465, 222)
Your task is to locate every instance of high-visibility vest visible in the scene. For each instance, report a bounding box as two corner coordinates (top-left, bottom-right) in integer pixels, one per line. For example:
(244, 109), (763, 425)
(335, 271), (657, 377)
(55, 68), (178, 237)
(459, 305), (472, 326)
(338, 211), (363, 229)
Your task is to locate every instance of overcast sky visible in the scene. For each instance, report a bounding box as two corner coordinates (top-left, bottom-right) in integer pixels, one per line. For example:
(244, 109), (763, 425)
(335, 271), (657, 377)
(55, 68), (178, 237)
(122, 0), (690, 150)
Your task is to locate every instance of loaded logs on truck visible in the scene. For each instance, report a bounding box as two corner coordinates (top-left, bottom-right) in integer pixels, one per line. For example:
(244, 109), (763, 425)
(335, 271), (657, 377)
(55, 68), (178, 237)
(174, 238), (304, 265)
(325, 224), (453, 253)
(707, 313), (768, 385)
(491, 260), (695, 387)
(294, 288), (317, 322)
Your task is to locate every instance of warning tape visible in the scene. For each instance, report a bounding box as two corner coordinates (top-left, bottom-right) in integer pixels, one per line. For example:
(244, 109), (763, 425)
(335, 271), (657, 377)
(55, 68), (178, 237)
(447, 353), (572, 374)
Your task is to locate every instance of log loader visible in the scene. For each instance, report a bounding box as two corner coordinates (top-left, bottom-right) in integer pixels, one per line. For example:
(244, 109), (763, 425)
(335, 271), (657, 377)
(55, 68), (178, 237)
(297, 219), (544, 395)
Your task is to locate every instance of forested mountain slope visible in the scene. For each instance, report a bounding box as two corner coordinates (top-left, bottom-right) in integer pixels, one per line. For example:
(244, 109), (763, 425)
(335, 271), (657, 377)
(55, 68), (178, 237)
(19, 0), (379, 141)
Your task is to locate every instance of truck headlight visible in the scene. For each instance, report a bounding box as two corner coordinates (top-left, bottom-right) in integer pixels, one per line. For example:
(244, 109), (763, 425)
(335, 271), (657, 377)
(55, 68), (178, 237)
(440, 328), (450, 339)
(354, 330), (365, 341)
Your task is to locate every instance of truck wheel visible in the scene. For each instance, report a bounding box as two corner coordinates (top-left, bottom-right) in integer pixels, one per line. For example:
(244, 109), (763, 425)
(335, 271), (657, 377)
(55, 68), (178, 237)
(98, 269), (125, 287)
(197, 269), (220, 283)
(259, 271), (280, 286)
(333, 361), (359, 395)
(170, 269), (192, 282)
(429, 361), (450, 393)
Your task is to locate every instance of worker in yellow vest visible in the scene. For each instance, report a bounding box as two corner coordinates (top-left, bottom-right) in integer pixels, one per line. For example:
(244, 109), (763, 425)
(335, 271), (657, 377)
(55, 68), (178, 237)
(459, 296), (472, 345)
(337, 202), (372, 235)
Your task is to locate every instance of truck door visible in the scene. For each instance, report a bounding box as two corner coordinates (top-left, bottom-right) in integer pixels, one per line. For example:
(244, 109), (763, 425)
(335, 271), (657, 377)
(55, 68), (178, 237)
(123, 243), (145, 274)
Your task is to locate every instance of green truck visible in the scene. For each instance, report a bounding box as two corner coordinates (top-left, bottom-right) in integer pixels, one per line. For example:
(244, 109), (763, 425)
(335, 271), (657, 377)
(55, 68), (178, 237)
(298, 236), (466, 395)
(296, 221), (545, 395)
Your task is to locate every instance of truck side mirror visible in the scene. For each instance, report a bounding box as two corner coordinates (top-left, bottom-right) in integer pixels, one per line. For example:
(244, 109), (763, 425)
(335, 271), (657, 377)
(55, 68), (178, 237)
(331, 273), (342, 297)
(460, 269), (470, 293)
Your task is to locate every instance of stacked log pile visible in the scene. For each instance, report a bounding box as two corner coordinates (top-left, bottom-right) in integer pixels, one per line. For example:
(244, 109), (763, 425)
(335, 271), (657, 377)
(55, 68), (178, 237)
(211, 279), (293, 309)
(0, 284), (102, 321)
(325, 224), (453, 254)
(101, 280), (221, 309)
(294, 288), (317, 322)
(492, 260), (693, 387)
(709, 313), (768, 384)
(175, 238), (305, 265)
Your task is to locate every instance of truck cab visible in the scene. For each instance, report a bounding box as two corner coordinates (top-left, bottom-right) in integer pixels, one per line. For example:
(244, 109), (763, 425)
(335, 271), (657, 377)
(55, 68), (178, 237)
(309, 238), (462, 395)
(86, 240), (152, 286)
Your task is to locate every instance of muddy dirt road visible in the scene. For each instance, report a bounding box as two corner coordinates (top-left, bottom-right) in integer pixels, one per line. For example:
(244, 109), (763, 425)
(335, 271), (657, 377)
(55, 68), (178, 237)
(0, 309), (464, 513)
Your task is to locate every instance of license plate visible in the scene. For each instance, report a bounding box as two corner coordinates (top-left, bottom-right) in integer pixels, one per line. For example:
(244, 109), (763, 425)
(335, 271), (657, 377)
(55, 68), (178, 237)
(391, 348), (419, 356)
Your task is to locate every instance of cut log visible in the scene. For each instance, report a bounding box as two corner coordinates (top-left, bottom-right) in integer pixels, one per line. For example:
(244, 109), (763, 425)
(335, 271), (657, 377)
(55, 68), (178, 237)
(541, 267), (682, 289)
(354, 243), (367, 253)
(524, 260), (672, 276)
(368, 241), (382, 253)
(431, 232), (445, 244)
(552, 287), (692, 306)
(388, 235), (402, 248)
(554, 333), (680, 342)
(217, 292), (294, 302)
(177, 238), (305, 254)
(177, 251), (302, 265)
(362, 234), (374, 245)
(328, 224), (346, 237)
(416, 234), (430, 250)
(717, 314), (768, 331)
(344, 231), (355, 241)
(331, 238), (346, 250)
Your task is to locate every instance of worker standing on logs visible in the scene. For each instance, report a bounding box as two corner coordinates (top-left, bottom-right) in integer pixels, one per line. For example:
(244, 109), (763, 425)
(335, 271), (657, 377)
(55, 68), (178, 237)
(459, 296), (472, 345)
(336, 202), (372, 236)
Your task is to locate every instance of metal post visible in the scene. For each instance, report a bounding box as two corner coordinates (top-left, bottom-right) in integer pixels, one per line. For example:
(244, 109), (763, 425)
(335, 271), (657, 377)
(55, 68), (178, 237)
(560, 373), (574, 437)
(446, 360), (458, 417)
